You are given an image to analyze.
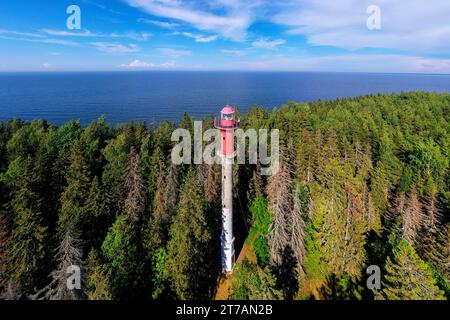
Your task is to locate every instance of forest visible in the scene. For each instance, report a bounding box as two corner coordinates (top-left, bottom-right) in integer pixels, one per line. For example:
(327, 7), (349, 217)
(0, 91), (449, 300)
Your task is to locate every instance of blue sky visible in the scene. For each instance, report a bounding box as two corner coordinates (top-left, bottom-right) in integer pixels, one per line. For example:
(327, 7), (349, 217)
(1, 0), (450, 73)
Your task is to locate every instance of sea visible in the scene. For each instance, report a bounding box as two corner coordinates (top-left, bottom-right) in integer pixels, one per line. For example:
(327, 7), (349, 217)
(0, 71), (449, 125)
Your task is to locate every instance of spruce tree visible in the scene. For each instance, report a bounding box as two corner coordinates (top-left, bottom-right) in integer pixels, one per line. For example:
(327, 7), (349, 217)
(6, 158), (48, 296)
(32, 224), (84, 300)
(83, 176), (108, 249)
(381, 240), (445, 300)
(0, 211), (10, 285)
(231, 259), (282, 300)
(166, 168), (212, 299)
(101, 215), (142, 299)
(121, 147), (145, 225)
(86, 249), (111, 300)
(58, 139), (91, 231)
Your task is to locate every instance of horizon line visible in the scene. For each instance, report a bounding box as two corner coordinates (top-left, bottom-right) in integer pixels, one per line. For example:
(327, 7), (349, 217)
(1, 70), (450, 76)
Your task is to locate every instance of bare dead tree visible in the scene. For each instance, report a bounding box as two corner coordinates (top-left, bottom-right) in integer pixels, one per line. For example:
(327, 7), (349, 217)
(422, 190), (443, 234)
(31, 224), (84, 300)
(122, 147), (145, 225)
(362, 182), (377, 233)
(266, 154), (292, 266)
(402, 188), (425, 246)
(1, 280), (20, 300)
(418, 190), (448, 272)
(353, 140), (364, 170)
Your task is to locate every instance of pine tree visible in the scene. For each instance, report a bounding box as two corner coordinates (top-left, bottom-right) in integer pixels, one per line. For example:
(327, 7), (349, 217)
(0, 211), (10, 284)
(146, 161), (167, 255)
(417, 190), (449, 277)
(266, 156), (292, 266)
(290, 182), (307, 274)
(402, 188), (424, 246)
(83, 176), (107, 249)
(86, 249), (111, 300)
(101, 215), (142, 299)
(6, 159), (48, 296)
(32, 224), (84, 300)
(152, 162), (167, 230)
(58, 139), (91, 231)
(381, 240), (445, 300)
(102, 131), (131, 218)
(308, 132), (367, 282)
(295, 129), (317, 183)
(166, 168), (212, 299)
(248, 161), (264, 203)
(266, 151), (307, 297)
(231, 259), (282, 300)
(249, 196), (272, 266)
(163, 160), (179, 226)
(121, 147), (145, 225)
(203, 163), (219, 204)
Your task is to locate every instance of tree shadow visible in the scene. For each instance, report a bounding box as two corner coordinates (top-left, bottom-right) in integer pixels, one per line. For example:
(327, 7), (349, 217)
(274, 245), (299, 300)
(317, 274), (362, 300)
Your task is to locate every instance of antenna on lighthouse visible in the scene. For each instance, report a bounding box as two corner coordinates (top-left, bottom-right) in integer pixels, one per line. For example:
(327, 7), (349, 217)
(214, 105), (240, 274)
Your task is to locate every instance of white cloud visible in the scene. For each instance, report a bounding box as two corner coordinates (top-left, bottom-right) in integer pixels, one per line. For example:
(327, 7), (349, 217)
(120, 59), (177, 68)
(221, 49), (248, 57)
(90, 2), (123, 15)
(125, 0), (255, 41)
(42, 29), (96, 37)
(157, 48), (191, 57)
(138, 18), (180, 29)
(173, 31), (218, 43)
(251, 38), (286, 49)
(42, 29), (151, 41)
(0, 35), (78, 46)
(91, 42), (140, 53)
(224, 54), (450, 73)
(0, 29), (44, 38)
(42, 63), (52, 69)
(120, 59), (154, 68)
(272, 0), (450, 53)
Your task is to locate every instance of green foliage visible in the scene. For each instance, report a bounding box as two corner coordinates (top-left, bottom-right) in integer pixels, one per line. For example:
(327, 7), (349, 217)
(86, 249), (111, 300)
(6, 159), (48, 295)
(166, 168), (213, 299)
(58, 139), (91, 230)
(381, 240), (445, 300)
(247, 196), (271, 266)
(151, 247), (169, 300)
(0, 92), (449, 300)
(101, 215), (142, 299)
(231, 259), (282, 300)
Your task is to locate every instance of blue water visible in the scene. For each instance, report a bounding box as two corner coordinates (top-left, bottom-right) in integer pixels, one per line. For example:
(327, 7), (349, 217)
(0, 71), (449, 125)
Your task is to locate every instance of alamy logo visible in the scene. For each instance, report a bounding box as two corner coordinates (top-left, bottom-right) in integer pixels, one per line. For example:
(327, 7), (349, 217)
(366, 265), (381, 290)
(171, 121), (280, 176)
(66, 265), (81, 290)
(366, 5), (381, 30)
(66, 5), (81, 30)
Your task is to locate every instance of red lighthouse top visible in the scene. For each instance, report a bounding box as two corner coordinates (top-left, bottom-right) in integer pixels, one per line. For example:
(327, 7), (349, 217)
(214, 105), (240, 157)
(214, 105), (240, 129)
(221, 105), (235, 115)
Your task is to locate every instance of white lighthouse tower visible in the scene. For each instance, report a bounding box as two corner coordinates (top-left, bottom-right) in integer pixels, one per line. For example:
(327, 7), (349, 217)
(214, 105), (240, 274)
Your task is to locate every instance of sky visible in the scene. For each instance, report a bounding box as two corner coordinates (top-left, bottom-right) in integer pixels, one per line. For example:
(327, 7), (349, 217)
(1, 0), (450, 73)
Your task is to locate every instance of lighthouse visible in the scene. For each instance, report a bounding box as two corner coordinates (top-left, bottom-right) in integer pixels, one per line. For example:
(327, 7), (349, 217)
(214, 105), (240, 274)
